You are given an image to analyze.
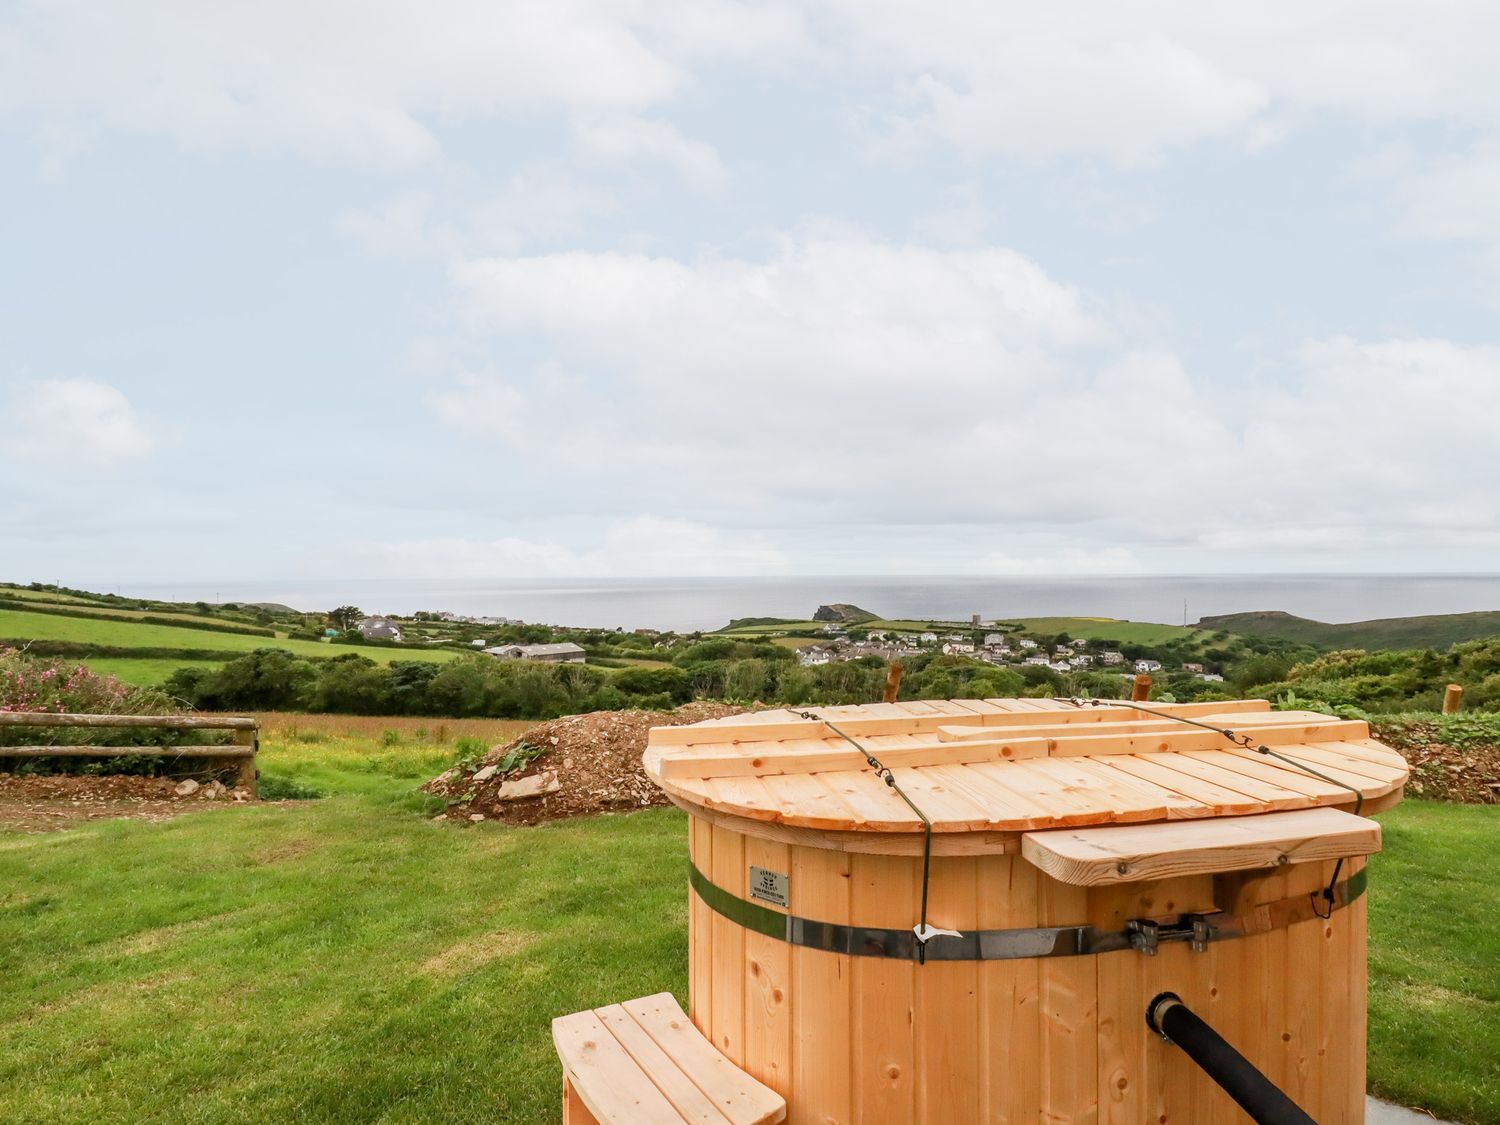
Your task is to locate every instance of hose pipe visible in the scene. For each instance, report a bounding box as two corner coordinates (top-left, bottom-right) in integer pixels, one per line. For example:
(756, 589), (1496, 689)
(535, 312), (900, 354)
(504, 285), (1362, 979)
(1146, 992), (1316, 1125)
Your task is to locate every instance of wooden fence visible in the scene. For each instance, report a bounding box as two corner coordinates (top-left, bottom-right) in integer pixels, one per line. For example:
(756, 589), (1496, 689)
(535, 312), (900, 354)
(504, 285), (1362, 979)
(0, 712), (258, 796)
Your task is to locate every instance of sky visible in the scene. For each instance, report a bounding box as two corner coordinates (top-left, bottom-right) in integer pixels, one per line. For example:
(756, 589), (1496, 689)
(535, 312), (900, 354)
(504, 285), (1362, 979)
(4, 1), (1500, 584)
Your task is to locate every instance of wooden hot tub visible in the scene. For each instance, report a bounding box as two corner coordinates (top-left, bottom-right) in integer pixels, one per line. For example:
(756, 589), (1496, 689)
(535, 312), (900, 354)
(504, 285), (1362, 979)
(643, 698), (1407, 1124)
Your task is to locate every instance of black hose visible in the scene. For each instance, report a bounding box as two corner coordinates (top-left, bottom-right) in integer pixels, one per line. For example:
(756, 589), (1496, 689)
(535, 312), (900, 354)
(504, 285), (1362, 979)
(1146, 992), (1316, 1125)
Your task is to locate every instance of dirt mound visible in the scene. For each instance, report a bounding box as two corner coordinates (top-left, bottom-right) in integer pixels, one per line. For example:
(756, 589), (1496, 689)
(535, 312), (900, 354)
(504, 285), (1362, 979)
(423, 702), (747, 826)
(1371, 720), (1500, 804)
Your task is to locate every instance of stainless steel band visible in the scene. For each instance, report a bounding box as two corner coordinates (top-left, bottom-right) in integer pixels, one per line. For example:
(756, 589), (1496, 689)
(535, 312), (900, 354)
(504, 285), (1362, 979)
(688, 863), (1367, 963)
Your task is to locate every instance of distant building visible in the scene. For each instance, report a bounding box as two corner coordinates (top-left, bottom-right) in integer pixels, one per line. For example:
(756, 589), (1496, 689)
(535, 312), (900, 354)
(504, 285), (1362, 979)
(484, 642), (586, 664)
(470, 639), (487, 647)
(971, 614), (982, 626)
(1183, 662), (1204, 673)
(942, 641), (975, 656)
(356, 617), (403, 642)
(1018, 638), (1038, 650)
(1070, 654), (1093, 667)
(919, 632), (938, 643)
(1196, 672), (1225, 683)
(1100, 651), (1125, 665)
(1049, 661), (1073, 674)
(1024, 654), (1050, 666)
(1135, 658), (1163, 673)
(1070, 638), (1088, 649)
(983, 633), (1005, 647)
(798, 646), (835, 667)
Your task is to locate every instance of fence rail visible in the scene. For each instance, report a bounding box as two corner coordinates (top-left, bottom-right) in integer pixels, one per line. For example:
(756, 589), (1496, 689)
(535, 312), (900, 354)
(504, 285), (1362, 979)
(0, 712), (259, 795)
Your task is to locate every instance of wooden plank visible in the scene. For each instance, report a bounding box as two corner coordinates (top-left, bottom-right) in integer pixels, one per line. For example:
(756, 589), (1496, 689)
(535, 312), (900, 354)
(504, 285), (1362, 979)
(0, 745), (254, 758)
(0, 712), (257, 729)
(914, 857), (981, 1122)
(1290, 743), (1410, 785)
(979, 855), (1041, 1123)
(553, 1008), (684, 1123)
(1119, 752), (1313, 812)
(1025, 756), (1212, 822)
(850, 852), (917, 1124)
(935, 710), (1341, 743)
(805, 772), (923, 832)
(593, 1004), (732, 1123)
(621, 993), (788, 1124)
(1090, 755), (1270, 817)
(650, 698), (1275, 748)
(1218, 747), (1400, 798)
(789, 848), (851, 1124)
(690, 816), (714, 1037)
(709, 824), (747, 1063)
(1021, 808), (1381, 886)
(1040, 877), (1098, 1124)
(1183, 750), (1356, 802)
(741, 835), (792, 1100)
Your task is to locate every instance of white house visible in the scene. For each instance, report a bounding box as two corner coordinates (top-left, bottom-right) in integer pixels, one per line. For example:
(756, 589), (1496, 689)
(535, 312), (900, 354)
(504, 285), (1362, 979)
(1196, 672), (1225, 683)
(356, 617), (402, 642)
(1135, 658), (1163, 673)
(983, 633), (1005, 647)
(919, 632), (938, 644)
(1070, 654), (1093, 667)
(942, 641), (976, 656)
(1024, 654), (1050, 666)
(1018, 638), (1038, 650)
(1048, 661), (1073, 674)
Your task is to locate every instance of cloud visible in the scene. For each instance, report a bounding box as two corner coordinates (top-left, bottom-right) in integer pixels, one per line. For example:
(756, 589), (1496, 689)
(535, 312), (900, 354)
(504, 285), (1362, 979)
(573, 114), (727, 191)
(427, 229), (1500, 566)
(307, 517), (789, 578)
(8, 380), (156, 466)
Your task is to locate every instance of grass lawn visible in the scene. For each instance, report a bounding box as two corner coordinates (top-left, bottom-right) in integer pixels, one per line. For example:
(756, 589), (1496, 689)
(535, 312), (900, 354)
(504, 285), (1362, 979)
(0, 608), (458, 666)
(83, 657), (227, 686)
(0, 730), (1494, 1123)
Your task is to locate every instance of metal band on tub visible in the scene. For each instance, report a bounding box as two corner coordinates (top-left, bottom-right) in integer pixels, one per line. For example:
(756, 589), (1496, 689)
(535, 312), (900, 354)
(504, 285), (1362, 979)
(688, 863), (1366, 963)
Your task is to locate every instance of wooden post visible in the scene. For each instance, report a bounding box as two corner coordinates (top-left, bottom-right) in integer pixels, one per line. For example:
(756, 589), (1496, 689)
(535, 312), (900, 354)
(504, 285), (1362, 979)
(883, 663), (904, 704)
(1131, 673), (1152, 702)
(1443, 684), (1463, 715)
(232, 724), (259, 797)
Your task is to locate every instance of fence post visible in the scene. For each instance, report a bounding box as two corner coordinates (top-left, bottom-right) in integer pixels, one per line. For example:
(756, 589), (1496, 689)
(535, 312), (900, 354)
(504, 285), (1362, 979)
(1132, 673), (1152, 702)
(232, 724), (258, 796)
(1443, 684), (1463, 715)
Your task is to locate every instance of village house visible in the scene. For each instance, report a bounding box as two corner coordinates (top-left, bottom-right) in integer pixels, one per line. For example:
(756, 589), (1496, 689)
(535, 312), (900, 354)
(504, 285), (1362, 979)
(1024, 654), (1050, 666)
(983, 633), (1005, 647)
(1135, 658), (1163, 673)
(798, 646), (836, 667)
(942, 641), (976, 656)
(1018, 638), (1038, 650)
(483, 642), (587, 664)
(1070, 638), (1088, 649)
(1070, 654), (1093, 667)
(1196, 672), (1226, 682)
(356, 617), (402, 642)
(919, 632), (938, 644)
(1100, 651), (1125, 665)
(1183, 662), (1205, 673)
(1048, 661), (1073, 674)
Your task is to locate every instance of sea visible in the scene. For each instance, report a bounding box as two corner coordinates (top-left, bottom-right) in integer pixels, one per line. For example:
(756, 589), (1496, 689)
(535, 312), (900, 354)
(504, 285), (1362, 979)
(120, 574), (1500, 634)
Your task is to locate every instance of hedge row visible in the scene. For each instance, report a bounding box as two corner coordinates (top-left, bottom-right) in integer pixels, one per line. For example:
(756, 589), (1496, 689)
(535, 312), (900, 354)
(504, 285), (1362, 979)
(0, 598), (277, 637)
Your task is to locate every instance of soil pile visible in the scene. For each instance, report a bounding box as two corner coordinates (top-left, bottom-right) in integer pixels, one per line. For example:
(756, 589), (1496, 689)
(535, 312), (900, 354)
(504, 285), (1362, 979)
(1371, 719), (1500, 804)
(423, 702), (747, 825)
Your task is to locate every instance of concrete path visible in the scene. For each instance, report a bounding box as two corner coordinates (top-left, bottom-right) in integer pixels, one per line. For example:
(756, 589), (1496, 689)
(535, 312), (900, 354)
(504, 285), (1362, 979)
(1367, 1096), (1450, 1122)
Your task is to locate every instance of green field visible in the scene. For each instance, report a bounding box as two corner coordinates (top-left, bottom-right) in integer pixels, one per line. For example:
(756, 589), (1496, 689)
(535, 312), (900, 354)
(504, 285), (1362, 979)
(2, 598), (250, 628)
(0, 609), (457, 667)
(1011, 617), (1208, 644)
(1198, 610), (1500, 651)
(0, 729), (1494, 1123)
(82, 657), (228, 687)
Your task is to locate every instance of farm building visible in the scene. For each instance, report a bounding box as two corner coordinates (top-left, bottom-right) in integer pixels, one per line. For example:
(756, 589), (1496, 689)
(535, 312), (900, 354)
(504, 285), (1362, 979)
(483, 642), (586, 664)
(356, 617), (402, 641)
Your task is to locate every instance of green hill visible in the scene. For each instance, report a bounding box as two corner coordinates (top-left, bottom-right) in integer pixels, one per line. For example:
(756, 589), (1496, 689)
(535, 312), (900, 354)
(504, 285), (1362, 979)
(1194, 609), (1500, 651)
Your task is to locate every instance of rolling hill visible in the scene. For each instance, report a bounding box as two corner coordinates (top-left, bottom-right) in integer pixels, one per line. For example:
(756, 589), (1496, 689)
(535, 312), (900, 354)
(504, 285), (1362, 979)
(1194, 609), (1500, 651)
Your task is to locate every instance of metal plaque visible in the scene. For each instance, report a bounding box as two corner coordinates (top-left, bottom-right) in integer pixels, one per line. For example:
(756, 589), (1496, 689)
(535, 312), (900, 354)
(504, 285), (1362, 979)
(748, 865), (790, 909)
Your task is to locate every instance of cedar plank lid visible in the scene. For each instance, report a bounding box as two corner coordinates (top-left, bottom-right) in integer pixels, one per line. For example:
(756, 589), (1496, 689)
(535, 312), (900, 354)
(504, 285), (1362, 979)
(642, 698), (1408, 834)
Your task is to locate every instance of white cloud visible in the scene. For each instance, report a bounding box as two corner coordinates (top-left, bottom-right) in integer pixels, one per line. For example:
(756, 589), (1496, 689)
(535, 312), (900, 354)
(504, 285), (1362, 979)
(308, 517), (788, 578)
(8, 380), (156, 466)
(427, 230), (1500, 565)
(573, 114), (727, 191)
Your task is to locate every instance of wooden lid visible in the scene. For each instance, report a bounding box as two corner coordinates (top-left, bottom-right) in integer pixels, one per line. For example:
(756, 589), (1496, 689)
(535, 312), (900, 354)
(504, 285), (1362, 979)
(642, 698), (1408, 834)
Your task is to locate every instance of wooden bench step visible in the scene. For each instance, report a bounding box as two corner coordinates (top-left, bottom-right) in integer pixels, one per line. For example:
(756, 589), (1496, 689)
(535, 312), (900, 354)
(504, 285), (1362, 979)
(553, 992), (786, 1124)
(1020, 806), (1382, 886)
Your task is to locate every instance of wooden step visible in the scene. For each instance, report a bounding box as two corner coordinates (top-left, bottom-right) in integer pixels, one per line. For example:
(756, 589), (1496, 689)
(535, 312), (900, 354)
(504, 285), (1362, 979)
(554, 992), (786, 1124)
(1019, 807), (1382, 886)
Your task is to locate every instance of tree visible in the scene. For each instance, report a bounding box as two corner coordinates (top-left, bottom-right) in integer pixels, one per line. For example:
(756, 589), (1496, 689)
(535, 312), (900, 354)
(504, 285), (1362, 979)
(328, 605), (364, 631)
